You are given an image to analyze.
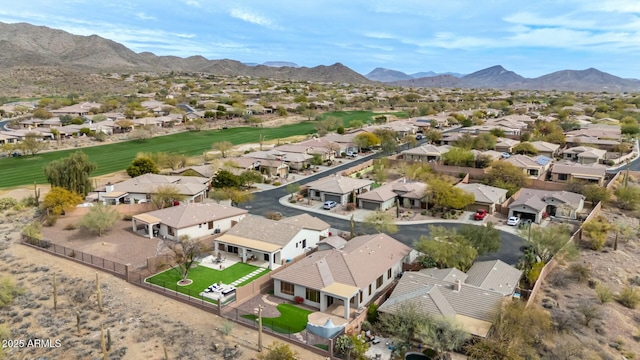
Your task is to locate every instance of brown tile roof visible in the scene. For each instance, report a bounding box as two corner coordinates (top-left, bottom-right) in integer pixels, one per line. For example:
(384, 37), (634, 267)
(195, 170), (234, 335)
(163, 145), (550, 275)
(272, 233), (411, 290)
(221, 214), (326, 247)
(141, 203), (248, 229)
(357, 184), (397, 202)
(465, 260), (522, 296)
(108, 173), (209, 196)
(279, 213), (330, 231)
(306, 175), (373, 195)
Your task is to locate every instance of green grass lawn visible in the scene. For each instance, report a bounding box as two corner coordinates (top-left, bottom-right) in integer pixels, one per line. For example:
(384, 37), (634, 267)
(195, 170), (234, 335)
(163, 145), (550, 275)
(0, 122), (316, 188)
(0, 111), (406, 188)
(242, 303), (313, 334)
(145, 262), (269, 303)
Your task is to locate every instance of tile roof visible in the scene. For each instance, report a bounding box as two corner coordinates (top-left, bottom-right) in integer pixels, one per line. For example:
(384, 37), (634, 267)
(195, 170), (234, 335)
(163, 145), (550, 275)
(551, 162), (607, 177)
(465, 260), (523, 296)
(108, 173), (209, 196)
(510, 188), (584, 212)
(530, 141), (560, 152)
(504, 154), (542, 169)
(357, 184), (398, 202)
(140, 203), (248, 229)
(272, 233), (411, 291)
(221, 214), (327, 247)
(454, 183), (508, 204)
(306, 175), (373, 195)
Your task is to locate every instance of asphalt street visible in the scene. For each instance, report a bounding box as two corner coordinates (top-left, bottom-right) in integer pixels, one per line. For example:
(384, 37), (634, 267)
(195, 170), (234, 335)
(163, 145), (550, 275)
(243, 142), (525, 265)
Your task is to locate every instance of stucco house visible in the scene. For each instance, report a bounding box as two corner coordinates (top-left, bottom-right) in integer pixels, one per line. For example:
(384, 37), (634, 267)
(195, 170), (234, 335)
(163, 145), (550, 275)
(494, 137), (520, 153)
(550, 162), (607, 186)
(562, 146), (607, 165)
(454, 183), (508, 213)
(508, 188), (585, 223)
(401, 144), (451, 162)
(530, 141), (561, 158)
(272, 233), (413, 319)
(97, 173), (209, 205)
(213, 214), (330, 270)
(306, 175), (374, 205)
(378, 260), (522, 337)
(357, 179), (428, 210)
(503, 155), (545, 178)
(131, 203), (248, 240)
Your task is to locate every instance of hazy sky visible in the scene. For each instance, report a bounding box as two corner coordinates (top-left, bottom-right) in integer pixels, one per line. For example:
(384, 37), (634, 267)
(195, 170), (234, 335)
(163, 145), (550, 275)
(3, 0), (640, 78)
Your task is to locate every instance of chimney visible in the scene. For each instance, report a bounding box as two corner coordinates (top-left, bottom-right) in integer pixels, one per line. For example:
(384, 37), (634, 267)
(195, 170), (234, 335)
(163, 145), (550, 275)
(105, 182), (115, 193)
(454, 279), (462, 292)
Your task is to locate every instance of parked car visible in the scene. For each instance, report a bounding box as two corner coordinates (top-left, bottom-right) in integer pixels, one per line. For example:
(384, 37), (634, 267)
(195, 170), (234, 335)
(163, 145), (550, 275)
(323, 200), (338, 210)
(473, 209), (488, 220)
(507, 216), (520, 226)
(415, 134), (423, 140)
(346, 152), (358, 158)
(501, 152), (511, 159)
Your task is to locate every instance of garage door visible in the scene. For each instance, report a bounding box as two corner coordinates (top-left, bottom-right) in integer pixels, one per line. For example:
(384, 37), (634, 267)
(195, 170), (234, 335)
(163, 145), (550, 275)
(514, 211), (536, 222)
(361, 201), (380, 211)
(324, 194), (341, 203)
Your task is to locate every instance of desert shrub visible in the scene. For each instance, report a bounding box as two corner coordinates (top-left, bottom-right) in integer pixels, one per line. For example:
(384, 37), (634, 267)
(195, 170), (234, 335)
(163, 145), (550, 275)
(367, 303), (379, 323)
(265, 211), (283, 220)
(0, 276), (24, 308)
(595, 284), (613, 304)
(0, 197), (17, 211)
(346, 203), (356, 211)
(616, 285), (640, 309)
(549, 273), (569, 288)
(43, 214), (58, 227)
(568, 263), (591, 283)
(526, 262), (546, 285)
(122, 214), (133, 221)
(63, 223), (77, 231)
(272, 181), (281, 186)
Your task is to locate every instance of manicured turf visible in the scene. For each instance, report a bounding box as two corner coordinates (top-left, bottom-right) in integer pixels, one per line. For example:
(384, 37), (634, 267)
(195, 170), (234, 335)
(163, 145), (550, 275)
(317, 110), (408, 127)
(145, 262), (269, 303)
(242, 304), (313, 334)
(0, 111), (406, 188)
(0, 122), (316, 188)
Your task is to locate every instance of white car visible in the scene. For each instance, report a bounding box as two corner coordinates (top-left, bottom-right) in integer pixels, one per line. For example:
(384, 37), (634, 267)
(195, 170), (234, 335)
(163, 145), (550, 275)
(507, 216), (521, 226)
(346, 151), (358, 158)
(323, 201), (338, 210)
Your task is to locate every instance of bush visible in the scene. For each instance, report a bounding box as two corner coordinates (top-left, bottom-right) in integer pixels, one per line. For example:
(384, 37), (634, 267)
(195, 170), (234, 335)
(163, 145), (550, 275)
(63, 223), (77, 231)
(272, 181), (281, 186)
(568, 263), (591, 283)
(616, 285), (640, 309)
(346, 203), (356, 211)
(43, 214), (58, 227)
(123, 214), (133, 221)
(367, 303), (379, 323)
(0, 197), (18, 211)
(294, 296), (304, 304)
(595, 284), (613, 304)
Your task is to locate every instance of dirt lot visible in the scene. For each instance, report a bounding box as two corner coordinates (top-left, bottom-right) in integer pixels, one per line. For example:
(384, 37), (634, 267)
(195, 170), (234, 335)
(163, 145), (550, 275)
(536, 204), (640, 357)
(0, 209), (328, 360)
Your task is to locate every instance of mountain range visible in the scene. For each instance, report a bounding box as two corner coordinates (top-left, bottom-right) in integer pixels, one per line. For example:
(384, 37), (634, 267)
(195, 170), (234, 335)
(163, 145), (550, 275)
(0, 22), (639, 92)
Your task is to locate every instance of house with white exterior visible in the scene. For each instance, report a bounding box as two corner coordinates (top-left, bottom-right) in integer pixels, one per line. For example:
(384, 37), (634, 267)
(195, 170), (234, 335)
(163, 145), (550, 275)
(213, 214), (330, 270)
(131, 203), (248, 240)
(272, 234), (413, 319)
(306, 175), (374, 205)
(508, 188), (585, 223)
(378, 260), (522, 337)
(97, 173), (209, 205)
(562, 146), (607, 165)
(550, 162), (607, 186)
(401, 144), (451, 162)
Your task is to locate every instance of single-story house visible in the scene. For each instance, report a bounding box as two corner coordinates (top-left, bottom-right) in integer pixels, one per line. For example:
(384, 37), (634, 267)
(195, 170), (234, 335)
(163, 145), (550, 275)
(437, 132), (465, 146)
(97, 173), (210, 205)
(0, 133), (18, 144)
(565, 136), (620, 151)
(214, 214), (330, 270)
(562, 146), (607, 165)
(272, 233), (413, 319)
(530, 141), (561, 158)
(244, 150), (312, 171)
(131, 203), (248, 240)
(401, 144), (451, 162)
(494, 138), (520, 153)
(503, 155), (545, 178)
(306, 175), (374, 205)
(550, 162), (607, 186)
(49, 102), (102, 117)
(357, 184), (398, 211)
(508, 188), (585, 223)
(357, 179), (428, 210)
(454, 183), (508, 214)
(378, 260), (522, 337)
(391, 180), (428, 209)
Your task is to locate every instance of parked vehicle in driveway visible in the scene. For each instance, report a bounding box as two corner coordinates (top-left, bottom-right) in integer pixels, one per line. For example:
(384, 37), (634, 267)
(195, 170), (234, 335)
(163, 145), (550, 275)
(415, 134), (423, 140)
(507, 216), (520, 226)
(346, 151), (358, 158)
(323, 200), (338, 209)
(474, 209), (488, 220)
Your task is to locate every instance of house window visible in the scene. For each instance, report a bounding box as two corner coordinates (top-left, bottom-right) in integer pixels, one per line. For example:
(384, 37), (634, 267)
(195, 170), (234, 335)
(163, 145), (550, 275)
(376, 275), (383, 288)
(558, 173), (568, 181)
(306, 288), (320, 303)
(315, 191), (320, 197)
(359, 291), (363, 303)
(199, 224), (202, 228)
(387, 268), (392, 279)
(168, 227), (175, 236)
(302, 239), (306, 248)
(208, 221), (214, 230)
(368, 284), (372, 296)
(280, 281), (294, 295)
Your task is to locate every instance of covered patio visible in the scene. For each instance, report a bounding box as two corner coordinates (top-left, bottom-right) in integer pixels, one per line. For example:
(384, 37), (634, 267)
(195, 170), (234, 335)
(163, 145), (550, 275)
(320, 283), (361, 320)
(214, 235), (282, 270)
(132, 213), (161, 239)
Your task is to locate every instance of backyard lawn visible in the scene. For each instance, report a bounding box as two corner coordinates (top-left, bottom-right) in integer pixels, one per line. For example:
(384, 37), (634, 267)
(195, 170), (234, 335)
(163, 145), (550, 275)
(317, 110), (408, 127)
(242, 303), (313, 334)
(145, 262), (269, 304)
